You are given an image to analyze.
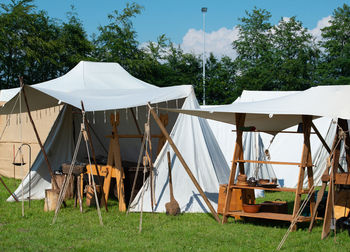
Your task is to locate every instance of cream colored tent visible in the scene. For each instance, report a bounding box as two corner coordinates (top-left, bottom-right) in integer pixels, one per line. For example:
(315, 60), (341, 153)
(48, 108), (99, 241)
(0, 92), (61, 179)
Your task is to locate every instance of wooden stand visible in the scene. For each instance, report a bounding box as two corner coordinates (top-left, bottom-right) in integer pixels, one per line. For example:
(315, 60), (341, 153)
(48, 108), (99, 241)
(222, 113), (316, 229)
(321, 118), (350, 239)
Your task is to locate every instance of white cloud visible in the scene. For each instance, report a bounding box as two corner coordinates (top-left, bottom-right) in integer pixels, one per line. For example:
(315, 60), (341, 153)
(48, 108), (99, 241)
(309, 16), (332, 42)
(181, 27), (239, 59)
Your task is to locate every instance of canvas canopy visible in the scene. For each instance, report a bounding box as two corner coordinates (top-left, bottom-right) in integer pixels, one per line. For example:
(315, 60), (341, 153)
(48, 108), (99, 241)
(5, 61), (229, 214)
(165, 85), (350, 132)
(0, 61), (191, 114)
(192, 90), (343, 188)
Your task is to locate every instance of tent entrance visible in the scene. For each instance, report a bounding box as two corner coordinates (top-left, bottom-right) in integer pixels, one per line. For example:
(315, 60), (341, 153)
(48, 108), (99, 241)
(72, 99), (185, 211)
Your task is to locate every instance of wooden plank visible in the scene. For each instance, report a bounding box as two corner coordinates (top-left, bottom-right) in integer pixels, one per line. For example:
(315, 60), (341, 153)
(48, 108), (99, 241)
(292, 115), (313, 231)
(230, 185), (309, 193)
(222, 113), (246, 224)
(232, 130), (316, 134)
(235, 160), (301, 166)
(335, 173), (350, 185)
(311, 122), (345, 173)
(227, 211), (314, 222)
(106, 134), (163, 138)
(322, 119), (342, 239)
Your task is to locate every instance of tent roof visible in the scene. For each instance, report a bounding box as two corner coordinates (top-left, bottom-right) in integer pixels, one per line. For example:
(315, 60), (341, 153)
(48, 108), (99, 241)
(0, 61), (192, 114)
(165, 85), (350, 132)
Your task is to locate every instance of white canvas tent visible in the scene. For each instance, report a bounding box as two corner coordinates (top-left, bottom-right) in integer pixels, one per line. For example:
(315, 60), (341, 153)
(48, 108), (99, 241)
(167, 87), (350, 188)
(2, 61), (229, 214)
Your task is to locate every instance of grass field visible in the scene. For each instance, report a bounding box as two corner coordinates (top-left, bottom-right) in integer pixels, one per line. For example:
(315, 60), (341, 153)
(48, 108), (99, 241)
(0, 177), (349, 251)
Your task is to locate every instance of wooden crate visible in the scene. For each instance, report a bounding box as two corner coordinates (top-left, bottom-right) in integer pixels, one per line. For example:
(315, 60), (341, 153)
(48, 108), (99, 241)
(217, 184), (255, 214)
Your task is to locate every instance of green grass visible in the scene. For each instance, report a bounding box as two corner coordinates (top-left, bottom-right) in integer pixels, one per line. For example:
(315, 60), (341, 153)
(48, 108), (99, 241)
(0, 177), (349, 251)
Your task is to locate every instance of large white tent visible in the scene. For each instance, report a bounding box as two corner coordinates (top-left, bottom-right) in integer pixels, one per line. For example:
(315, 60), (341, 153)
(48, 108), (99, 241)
(167, 87), (350, 188)
(3, 61), (229, 213)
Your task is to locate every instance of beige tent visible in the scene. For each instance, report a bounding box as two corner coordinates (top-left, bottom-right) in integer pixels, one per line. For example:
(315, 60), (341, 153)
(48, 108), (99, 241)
(0, 101), (62, 179)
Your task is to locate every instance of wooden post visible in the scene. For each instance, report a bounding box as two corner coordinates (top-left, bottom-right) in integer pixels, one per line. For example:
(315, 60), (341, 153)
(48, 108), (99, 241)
(107, 113), (126, 212)
(322, 119), (343, 239)
(156, 114), (169, 155)
(81, 101), (108, 212)
(311, 122), (345, 173)
(148, 103), (221, 223)
(0, 176), (19, 202)
(130, 108), (143, 137)
(20, 82), (60, 191)
(291, 115), (313, 230)
(222, 113), (246, 224)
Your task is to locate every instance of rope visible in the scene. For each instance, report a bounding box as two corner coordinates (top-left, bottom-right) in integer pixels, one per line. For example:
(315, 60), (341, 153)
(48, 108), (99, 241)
(277, 133), (343, 250)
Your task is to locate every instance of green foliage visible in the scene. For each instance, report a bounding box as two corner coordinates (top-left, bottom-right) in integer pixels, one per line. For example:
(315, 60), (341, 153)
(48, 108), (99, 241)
(199, 54), (237, 105)
(93, 2), (145, 72)
(233, 8), (275, 94)
(318, 4), (350, 85)
(0, 0), (93, 88)
(233, 8), (320, 94)
(272, 17), (320, 90)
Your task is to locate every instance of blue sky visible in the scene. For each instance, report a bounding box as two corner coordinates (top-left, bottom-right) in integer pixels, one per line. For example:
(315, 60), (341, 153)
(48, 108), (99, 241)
(2, 0), (349, 57)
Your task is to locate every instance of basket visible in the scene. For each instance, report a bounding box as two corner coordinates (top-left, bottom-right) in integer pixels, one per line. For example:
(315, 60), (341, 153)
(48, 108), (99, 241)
(243, 204), (261, 213)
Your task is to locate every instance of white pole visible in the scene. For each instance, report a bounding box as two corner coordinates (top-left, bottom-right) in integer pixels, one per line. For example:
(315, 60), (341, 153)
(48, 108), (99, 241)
(202, 7), (207, 105)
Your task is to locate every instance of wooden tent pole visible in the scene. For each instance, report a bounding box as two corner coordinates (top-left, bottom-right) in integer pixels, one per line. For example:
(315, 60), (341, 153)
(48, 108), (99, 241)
(86, 120), (109, 155)
(291, 115), (313, 230)
(0, 176), (19, 202)
(311, 122), (345, 173)
(222, 113), (245, 224)
(322, 118), (347, 239)
(20, 80), (60, 192)
(148, 103), (221, 223)
(81, 101), (108, 212)
(130, 108), (143, 136)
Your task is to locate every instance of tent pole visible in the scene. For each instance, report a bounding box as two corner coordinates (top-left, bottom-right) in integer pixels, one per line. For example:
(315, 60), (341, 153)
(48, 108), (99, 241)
(0, 176), (19, 202)
(20, 80), (61, 195)
(130, 108), (143, 137)
(86, 120), (109, 155)
(147, 103), (220, 223)
(311, 122), (345, 173)
(81, 101), (108, 212)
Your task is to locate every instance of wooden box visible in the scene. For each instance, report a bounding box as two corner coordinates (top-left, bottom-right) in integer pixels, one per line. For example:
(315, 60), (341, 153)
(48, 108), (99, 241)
(62, 163), (86, 175)
(260, 201), (288, 214)
(217, 184), (255, 214)
(52, 174), (74, 200)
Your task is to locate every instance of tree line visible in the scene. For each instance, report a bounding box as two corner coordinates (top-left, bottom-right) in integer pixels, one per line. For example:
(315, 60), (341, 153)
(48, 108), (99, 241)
(1, 0), (349, 104)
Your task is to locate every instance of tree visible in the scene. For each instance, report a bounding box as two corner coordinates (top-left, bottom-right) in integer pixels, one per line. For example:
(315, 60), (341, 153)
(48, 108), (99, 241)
(233, 8), (274, 93)
(272, 17), (320, 90)
(0, 0), (62, 87)
(57, 5), (94, 74)
(319, 4), (350, 85)
(93, 2), (145, 74)
(203, 53), (237, 104)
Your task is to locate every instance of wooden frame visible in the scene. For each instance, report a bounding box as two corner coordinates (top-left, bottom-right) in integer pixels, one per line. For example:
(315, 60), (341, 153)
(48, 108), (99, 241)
(222, 113), (316, 229)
